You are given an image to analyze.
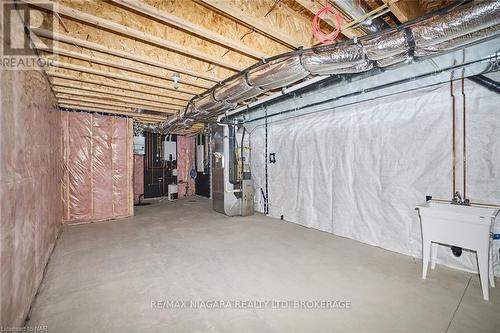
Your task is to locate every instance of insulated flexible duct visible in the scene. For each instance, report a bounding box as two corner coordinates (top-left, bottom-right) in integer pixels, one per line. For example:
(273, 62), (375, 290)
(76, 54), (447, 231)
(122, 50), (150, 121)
(247, 56), (309, 90)
(361, 30), (408, 60)
(213, 75), (264, 104)
(415, 24), (500, 56)
(333, 60), (373, 74)
(162, 1), (500, 133)
(192, 93), (236, 116)
(302, 44), (367, 75)
(412, 0), (500, 48)
(376, 51), (411, 68)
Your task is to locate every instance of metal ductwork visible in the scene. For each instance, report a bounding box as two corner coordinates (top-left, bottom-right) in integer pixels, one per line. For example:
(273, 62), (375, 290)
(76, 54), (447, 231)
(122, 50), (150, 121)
(211, 124), (254, 216)
(333, 0), (389, 32)
(247, 56), (309, 90)
(161, 1), (500, 134)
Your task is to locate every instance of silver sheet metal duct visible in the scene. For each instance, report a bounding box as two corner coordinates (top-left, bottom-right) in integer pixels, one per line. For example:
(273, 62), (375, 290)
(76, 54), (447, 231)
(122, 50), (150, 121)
(162, 1), (500, 133)
(333, 0), (389, 33)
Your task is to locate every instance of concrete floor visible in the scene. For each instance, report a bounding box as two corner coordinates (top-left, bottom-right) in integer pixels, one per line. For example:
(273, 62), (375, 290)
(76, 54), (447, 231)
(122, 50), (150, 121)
(27, 197), (500, 333)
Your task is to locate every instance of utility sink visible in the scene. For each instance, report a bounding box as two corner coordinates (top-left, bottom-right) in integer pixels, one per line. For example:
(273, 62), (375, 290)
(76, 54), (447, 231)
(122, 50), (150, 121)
(416, 200), (499, 301)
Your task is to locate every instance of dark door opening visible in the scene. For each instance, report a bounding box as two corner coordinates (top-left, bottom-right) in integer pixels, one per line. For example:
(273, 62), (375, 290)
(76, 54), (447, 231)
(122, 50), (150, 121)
(195, 134), (210, 198)
(143, 132), (177, 199)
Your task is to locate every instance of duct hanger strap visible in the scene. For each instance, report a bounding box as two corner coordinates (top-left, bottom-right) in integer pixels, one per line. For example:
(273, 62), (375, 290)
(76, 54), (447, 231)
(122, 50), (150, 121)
(404, 27), (416, 59)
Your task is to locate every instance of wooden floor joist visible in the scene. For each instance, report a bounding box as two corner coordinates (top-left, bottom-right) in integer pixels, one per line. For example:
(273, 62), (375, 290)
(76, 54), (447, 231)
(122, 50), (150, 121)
(55, 93), (178, 113)
(26, 0), (244, 71)
(36, 44), (212, 90)
(32, 28), (219, 84)
(383, 0), (423, 23)
(58, 103), (167, 121)
(48, 71), (191, 102)
(52, 86), (182, 109)
(46, 60), (201, 96)
(193, 0), (302, 49)
(110, 0), (268, 60)
(51, 82), (185, 107)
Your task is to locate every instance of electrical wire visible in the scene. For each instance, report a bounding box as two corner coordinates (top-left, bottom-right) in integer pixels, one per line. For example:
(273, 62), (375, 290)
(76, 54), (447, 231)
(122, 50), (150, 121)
(311, 4), (342, 44)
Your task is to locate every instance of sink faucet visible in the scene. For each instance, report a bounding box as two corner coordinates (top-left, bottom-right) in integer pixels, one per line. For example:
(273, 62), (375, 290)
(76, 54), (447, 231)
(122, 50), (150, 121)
(451, 191), (470, 206)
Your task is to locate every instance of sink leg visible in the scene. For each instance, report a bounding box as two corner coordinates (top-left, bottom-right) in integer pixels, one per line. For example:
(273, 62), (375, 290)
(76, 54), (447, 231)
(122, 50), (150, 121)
(431, 242), (438, 270)
(422, 239), (431, 279)
(477, 247), (490, 301)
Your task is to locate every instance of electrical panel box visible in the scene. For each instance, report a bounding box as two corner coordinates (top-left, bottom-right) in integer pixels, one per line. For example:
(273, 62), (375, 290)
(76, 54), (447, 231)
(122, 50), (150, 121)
(133, 136), (145, 155)
(196, 145), (204, 172)
(163, 139), (176, 161)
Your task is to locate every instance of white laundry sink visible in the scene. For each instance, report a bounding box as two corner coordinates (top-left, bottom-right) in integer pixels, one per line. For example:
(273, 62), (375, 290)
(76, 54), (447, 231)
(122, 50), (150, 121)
(416, 200), (499, 301)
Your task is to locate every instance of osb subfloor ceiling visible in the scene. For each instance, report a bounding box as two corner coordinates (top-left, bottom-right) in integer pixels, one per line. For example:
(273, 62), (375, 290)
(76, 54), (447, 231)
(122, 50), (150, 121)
(26, 0), (453, 132)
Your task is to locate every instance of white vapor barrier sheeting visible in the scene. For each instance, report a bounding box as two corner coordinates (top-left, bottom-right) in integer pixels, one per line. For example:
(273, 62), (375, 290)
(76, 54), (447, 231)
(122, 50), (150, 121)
(249, 75), (500, 275)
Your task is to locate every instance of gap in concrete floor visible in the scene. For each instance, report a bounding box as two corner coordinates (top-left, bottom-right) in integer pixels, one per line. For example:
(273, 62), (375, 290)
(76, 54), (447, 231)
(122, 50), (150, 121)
(27, 197), (500, 333)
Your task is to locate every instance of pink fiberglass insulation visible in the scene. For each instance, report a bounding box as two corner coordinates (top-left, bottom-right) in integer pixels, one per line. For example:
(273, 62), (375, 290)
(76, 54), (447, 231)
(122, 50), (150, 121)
(133, 155), (145, 204)
(111, 117), (130, 218)
(61, 111), (133, 224)
(0, 66), (62, 324)
(177, 136), (196, 197)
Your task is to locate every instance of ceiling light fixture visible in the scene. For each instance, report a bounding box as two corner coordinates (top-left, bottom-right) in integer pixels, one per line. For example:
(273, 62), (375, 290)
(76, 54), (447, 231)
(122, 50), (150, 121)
(172, 73), (180, 89)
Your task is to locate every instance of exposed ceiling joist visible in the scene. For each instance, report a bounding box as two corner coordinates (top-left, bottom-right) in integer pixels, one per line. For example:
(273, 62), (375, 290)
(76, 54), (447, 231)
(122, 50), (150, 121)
(58, 96), (164, 114)
(58, 103), (167, 121)
(36, 43), (211, 90)
(382, 0), (423, 22)
(25, 0), (243, 71)
(32, 28), (221, 83)
(110, 0), (268, 60)
(46, 60), (201, 96)
(47, 71), (191, 101)
(52, 85), (183, 109)
(193, 0), (303, 49)
(55, 92), (178, 113)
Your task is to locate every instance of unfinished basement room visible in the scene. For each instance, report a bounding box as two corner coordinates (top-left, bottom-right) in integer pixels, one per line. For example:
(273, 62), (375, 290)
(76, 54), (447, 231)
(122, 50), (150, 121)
(1, 0), (500, 332)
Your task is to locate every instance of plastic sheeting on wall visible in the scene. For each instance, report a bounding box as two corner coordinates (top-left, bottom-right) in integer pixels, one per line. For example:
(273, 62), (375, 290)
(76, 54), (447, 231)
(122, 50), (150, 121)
(0, 64), (61, 325)
(249, 76), (500, 276)
(133, 155), (144, 204)
(61, 111), (133, 224)
(177, 136), (196, 197)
